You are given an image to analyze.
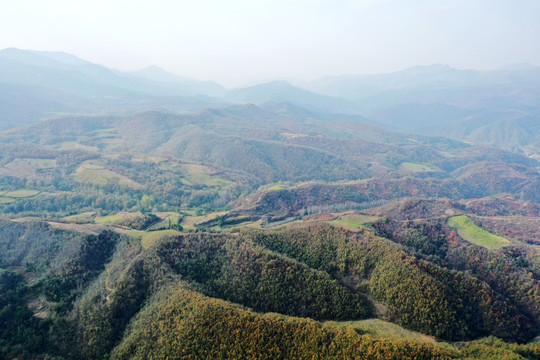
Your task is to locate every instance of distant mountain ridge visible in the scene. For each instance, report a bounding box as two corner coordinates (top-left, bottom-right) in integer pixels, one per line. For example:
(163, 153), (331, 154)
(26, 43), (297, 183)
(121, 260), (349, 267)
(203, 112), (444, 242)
(0, 48), (230, 130)
(226, 80), (363, 114)
(0, 47), (226, 97)
(1, 47), (539, 158)
(297, 64), (540, 157)
(300, 63), (540, 100)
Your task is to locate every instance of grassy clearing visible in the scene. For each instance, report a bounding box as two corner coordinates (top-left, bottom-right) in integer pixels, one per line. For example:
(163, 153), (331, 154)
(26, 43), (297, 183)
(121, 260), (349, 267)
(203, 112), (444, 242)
(96, 212), (164, 231)
(141, 230), (181, 249)
(189, 174), (232, 187)
(145, 219), (168, 231)
(448, 215), (510, 249)
(63, 212), (96, 223)
(265, 217), (300, 229)
(54, 141), (100, 152)
(161, 162), (232, 188)
(183, 163), (233, 187)
(10, 216), (43, 222)
(95, 214), (124, 225)
(2, 159), (57, 177)
(126, 230), (145, 240)
(324, 319), (438, 344)
(401, 162), (437, 172)
(74, 170), (112, 184)
(4, 190), (40, 198)
(180, 212), (227, 230)
(95, 212), (150, 226)
(47, 222), (108, 235)
(146, 213), (183, 231)
(74, 167), (143, 189)
(77, 163), (104, 171)
(7, 158), (57, 169)
(330, 213), (379, 231)
(226, 219), (263, 230)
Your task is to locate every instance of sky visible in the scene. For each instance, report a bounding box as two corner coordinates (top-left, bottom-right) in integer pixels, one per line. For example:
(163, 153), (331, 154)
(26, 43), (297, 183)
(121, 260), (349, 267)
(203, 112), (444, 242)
(1, 0), (539, 87)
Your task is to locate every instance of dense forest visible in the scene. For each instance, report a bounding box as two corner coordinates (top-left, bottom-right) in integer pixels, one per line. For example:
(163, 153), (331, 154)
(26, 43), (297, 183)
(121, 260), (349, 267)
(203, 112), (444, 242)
(0, 217), (539, 359)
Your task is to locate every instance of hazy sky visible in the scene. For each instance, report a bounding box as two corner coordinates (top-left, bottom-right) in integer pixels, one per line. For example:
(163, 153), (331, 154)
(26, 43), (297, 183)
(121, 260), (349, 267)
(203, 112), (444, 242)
(1, 0), (539, 87)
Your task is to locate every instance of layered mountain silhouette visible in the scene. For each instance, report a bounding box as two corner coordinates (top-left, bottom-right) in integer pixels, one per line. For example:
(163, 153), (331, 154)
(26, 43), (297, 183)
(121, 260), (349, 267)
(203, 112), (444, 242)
(1, 48), (539, 157)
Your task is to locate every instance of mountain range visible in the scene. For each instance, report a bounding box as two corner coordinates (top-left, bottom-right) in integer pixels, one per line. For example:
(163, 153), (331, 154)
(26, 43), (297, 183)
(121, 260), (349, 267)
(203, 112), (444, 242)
(1, 48), (539, 158)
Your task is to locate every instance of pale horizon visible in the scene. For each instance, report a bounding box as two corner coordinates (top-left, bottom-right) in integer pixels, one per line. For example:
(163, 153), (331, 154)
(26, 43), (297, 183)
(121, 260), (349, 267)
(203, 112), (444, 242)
(2, 0), (539, 87)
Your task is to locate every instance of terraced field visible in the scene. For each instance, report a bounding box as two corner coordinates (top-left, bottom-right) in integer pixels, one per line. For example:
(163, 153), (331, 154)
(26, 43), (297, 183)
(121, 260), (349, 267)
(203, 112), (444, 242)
(448, 215), (510, 249)
(74, 163), (143, 189)
(0, 189), (41, 205)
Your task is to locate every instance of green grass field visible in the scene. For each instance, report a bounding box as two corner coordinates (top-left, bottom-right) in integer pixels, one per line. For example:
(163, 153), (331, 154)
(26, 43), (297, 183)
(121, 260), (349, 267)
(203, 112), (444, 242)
(95, 212), (148, 226)
(324, 319), (438, 344)
(141, 230), (182, 249)
(330, 213), (379, 230)
(63, 212), (96, 223)
(448, 215), (510, 249)
(401, 162), (437, 172)
(4, 190), (41, 198)
(74, 166), (143, 189)
(189, 174), (232, 187)
(95, 213), (125, 225)
(125, 230), (145, 240)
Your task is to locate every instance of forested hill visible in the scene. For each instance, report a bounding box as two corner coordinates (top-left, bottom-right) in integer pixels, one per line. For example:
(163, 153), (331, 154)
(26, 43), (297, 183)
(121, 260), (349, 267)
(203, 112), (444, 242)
(0, 104), (537, 218)
(1, 218), (539, 359)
